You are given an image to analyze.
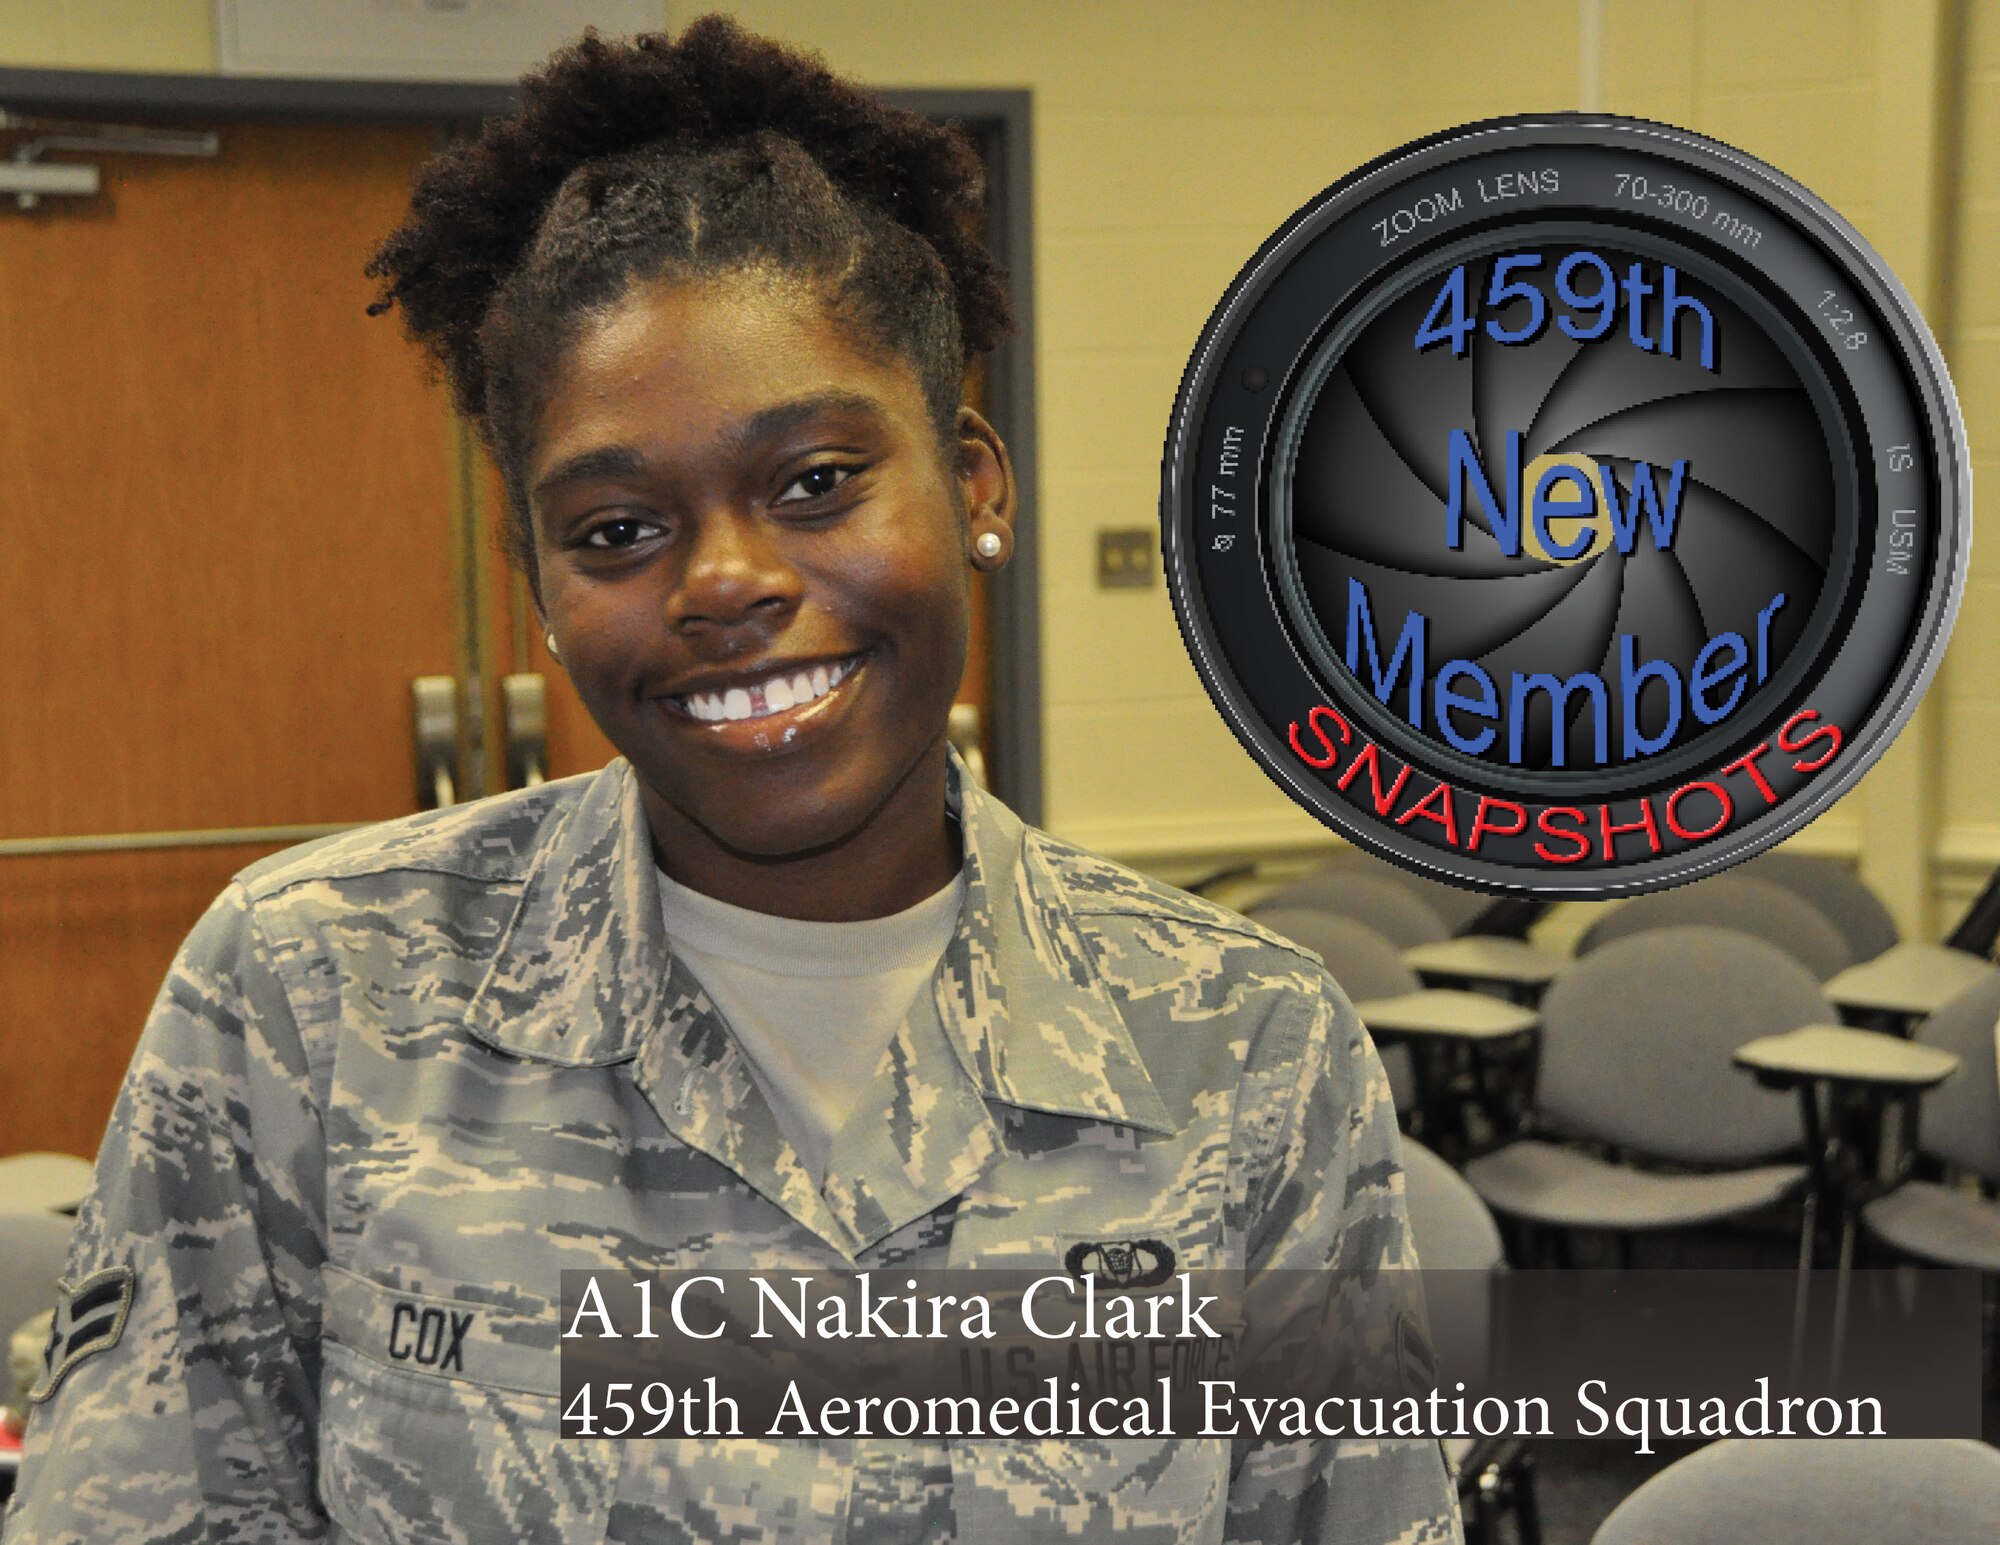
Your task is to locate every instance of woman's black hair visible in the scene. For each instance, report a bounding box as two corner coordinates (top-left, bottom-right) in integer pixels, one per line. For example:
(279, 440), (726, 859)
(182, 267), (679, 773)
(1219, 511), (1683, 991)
(367, 16), (1013, 578)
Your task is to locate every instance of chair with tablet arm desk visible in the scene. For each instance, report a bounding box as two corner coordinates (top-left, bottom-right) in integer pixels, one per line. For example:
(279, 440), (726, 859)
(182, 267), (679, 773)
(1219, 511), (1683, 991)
(1578, 874), (1854, 983)
(1250, 907), (1540, 1158)
(1822, 859), (2000, 1037)
(1856, 972), (2000, 1371)
(0, 1153), (92, 1216)
(1266, 860), (1571, 1004)
(1729, 1021), (1961, 1382)
(1821, 944), (1998, 1039)
(0, 1208), (78, 1506)
(1252, 867), (1453, 951)
(1742, 851), (1899, 965)
(1464, 927), (1824, 1265)
(1404, 895), (1568, 1006)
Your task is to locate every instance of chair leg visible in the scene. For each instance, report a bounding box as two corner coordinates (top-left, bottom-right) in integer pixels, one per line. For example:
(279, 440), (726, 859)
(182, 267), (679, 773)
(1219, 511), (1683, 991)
(1829, 1210), (1857, 1388)
(1512, 1449), (1543, 1545)
(1983, 1275), (1998, 1384)
(1790, 1184), (1820, 1385)
(1506, 1218), (1548, 1270)
(1465, 1464), (1502, 1545)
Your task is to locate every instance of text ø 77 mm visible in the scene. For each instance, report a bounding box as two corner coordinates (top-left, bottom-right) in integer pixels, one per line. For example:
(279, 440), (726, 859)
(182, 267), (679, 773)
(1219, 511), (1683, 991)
(1161, 115), (1968, 898)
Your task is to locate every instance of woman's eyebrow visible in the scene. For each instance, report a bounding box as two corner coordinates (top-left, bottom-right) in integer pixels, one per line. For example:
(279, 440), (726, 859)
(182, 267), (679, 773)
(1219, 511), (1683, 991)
(723, 388), (888, 454)
(533, 445), (650, 500)
(533, 390), (890, 501)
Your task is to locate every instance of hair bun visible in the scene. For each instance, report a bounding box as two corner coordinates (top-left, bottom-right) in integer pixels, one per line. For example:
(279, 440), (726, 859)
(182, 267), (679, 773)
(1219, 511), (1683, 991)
(370, 16), (1011, 419)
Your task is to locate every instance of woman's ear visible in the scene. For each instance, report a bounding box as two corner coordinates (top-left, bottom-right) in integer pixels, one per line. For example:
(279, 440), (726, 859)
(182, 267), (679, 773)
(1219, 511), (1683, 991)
(957, 406), (1017, 571)
(532, 601), (561, 665)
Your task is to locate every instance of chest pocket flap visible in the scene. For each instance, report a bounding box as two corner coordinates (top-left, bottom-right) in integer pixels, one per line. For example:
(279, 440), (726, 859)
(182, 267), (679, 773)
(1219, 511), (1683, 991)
(319, 1265), (618, 1545)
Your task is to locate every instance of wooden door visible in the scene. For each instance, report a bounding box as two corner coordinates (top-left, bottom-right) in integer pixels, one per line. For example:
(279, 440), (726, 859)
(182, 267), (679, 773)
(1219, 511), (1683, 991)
(0, 121), (459, 1159)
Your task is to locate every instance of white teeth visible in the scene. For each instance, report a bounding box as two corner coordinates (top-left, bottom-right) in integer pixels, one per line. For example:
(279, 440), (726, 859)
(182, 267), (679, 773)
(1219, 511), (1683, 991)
(678, 657), (859, 723)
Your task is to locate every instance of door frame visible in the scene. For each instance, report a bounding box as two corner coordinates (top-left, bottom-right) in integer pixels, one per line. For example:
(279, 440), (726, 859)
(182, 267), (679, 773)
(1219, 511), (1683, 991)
(0, 68), (1043, 823)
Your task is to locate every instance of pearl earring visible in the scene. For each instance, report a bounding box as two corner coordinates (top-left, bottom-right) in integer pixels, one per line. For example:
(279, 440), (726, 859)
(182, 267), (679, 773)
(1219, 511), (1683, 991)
(975, 531), (1004, 559)
(545, 632), (560, 658)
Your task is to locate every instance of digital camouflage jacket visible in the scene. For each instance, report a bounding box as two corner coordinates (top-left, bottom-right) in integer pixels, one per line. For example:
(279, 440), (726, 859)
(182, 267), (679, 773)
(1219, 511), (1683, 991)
(5, 756), (1460, 1545)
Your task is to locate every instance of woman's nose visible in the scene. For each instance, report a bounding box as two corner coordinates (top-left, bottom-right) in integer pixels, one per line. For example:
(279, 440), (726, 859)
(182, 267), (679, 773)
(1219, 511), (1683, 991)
(669, 510), (803, 636)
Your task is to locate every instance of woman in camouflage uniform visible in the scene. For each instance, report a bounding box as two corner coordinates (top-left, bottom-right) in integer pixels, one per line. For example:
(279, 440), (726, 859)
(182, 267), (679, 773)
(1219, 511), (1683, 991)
(5, 19), (1457, 1544)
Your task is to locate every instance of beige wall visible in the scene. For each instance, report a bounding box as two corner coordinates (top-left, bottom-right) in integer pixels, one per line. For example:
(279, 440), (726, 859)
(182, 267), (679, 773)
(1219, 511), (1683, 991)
(1942, 0), (2000, 920)
(5, 0), (1988, 933)
(0, 0), (214, 72)
(1600, 0), (1964, 936)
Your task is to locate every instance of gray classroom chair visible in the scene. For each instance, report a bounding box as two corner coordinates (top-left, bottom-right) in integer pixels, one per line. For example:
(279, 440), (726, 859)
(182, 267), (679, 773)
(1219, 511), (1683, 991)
(1403, 1137), (1507, 1273)
(1861, 970), (2000, 1271)
(1250, 908), (1418, 1111)
(1743, 851), (1899, 964)
(1, 1152), (91, 1415)
(1466, 927), (1824, 1245)
(1260, 848), (1488, 936)
(1400, 1138), (1539, 1545)
(1579, 873), (1854, 982)
(1401, 1137), (1504, 1361)
(1252, 869), (1451, 951)
(0, 1210), (74, 1410)
(1592, 1439), (2000, 1545)
(0, 1152), (93, 1215)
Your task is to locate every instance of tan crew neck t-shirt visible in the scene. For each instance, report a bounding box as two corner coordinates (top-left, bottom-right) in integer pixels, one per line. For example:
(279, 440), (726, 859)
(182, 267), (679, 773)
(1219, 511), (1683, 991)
(657, 867), (966, 1186)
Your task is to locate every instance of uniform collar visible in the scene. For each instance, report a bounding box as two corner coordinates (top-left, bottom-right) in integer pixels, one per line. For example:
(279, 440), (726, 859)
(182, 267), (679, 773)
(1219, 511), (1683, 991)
(463, 752), (1173, 1256)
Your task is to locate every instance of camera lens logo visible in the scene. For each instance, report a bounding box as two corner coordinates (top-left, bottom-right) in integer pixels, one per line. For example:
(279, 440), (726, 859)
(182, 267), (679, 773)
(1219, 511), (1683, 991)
(1162, 117), (1967, 896)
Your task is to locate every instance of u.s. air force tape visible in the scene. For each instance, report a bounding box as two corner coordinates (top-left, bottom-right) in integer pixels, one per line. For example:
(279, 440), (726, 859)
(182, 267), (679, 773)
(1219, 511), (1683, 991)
(1161, 115), (1968, 896)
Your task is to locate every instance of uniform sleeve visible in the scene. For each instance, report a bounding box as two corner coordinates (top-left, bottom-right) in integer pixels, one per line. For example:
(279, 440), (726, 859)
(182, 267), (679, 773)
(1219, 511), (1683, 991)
(3, 883), (330, 1544)
(1224, 974), (1463, 1545)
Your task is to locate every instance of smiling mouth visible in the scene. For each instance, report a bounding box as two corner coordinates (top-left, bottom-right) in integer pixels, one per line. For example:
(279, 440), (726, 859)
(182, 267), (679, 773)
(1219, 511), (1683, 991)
(672, 654), (864, 723)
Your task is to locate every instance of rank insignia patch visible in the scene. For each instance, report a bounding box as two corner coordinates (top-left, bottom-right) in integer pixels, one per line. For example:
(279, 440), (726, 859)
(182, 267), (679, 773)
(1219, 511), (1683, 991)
(1064, 1238), (1177, 1288)
(28, 1264), (135, 1405)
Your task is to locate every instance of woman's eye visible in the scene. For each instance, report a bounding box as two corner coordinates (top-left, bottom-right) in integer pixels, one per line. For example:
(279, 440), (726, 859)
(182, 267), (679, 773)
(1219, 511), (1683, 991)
(774, 464), (855, 506)
(583, 516), (660, 549)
